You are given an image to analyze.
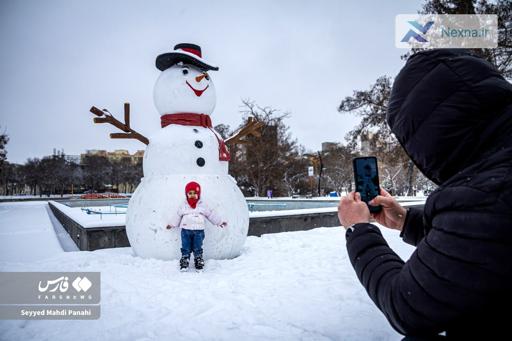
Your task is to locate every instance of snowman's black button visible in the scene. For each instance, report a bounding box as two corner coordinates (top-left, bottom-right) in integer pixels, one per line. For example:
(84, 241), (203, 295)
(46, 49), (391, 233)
(193, 128), (199, 133)
(195, 140), (203, 148)
(196, 158), (205, 167)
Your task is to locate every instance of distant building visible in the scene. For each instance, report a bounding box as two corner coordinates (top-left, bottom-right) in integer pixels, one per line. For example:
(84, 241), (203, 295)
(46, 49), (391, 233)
(49, 148), (80, 164)
(64, 155), (81, 164)
(80, 149), (144, 164)
(360, 132), (391, 155)
(360, 133), (372, 155)
(321, 142), (341, 152)
(107, 149), (131, 161)
(83, 149), (108, 157)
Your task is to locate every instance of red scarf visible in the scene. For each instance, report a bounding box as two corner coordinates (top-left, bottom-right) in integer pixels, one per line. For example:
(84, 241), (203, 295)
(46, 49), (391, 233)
(161, 113), (230, 161)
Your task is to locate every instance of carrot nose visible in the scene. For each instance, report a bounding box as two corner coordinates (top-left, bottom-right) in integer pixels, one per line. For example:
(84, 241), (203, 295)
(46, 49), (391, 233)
(195, 74), (206, 82)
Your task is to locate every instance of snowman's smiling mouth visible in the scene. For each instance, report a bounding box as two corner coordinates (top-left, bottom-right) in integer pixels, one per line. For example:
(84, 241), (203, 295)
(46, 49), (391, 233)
(186, 81), (209, 97)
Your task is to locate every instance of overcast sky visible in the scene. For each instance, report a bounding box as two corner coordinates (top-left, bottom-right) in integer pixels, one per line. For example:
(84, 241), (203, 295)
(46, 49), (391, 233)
(0, 0), (422, 164)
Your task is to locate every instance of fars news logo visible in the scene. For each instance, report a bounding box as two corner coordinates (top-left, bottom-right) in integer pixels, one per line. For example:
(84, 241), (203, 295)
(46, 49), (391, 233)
(36, 275), (95, 302)
(38, 275), (93, 293)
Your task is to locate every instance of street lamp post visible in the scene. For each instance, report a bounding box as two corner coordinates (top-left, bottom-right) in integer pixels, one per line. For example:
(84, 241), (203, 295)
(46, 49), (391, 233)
(317, 151), (323, 197)
(304, 152), (324, 197)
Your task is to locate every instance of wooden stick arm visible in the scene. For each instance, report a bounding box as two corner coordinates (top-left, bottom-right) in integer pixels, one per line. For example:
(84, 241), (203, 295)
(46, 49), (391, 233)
(225, 117), (264, 145)
(88, 104), (149, 145)
(93, 117), (129, 132)
(110, 133), (149, 145)
(230, 140), (251, 145)
(90, 106), (105, 117)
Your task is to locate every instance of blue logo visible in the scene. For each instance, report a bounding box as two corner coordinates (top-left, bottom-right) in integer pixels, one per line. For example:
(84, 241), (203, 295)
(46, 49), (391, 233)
(401, 20), (434, 42)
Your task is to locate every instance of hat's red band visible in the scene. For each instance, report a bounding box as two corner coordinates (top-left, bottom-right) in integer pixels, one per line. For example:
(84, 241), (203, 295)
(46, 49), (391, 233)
(179, 47), (202, 58)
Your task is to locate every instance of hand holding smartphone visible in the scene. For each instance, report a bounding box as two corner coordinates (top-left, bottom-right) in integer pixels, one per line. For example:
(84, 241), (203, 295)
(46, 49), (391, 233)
(353, 156), (382, 213)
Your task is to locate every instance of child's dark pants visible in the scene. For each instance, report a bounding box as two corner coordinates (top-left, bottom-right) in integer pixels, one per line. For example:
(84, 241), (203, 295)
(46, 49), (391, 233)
(180, 229), (205, 258)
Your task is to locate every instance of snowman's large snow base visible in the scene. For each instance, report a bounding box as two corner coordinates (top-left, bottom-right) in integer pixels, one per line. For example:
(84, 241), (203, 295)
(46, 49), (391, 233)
(126, 174), (249, 260)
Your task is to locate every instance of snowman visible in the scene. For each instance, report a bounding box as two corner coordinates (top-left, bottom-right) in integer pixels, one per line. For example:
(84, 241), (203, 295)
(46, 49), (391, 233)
(122, 43), (249, 260)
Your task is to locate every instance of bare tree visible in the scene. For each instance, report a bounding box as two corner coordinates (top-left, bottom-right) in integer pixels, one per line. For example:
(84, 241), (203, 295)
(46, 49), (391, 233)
(82, 155), (112, 192)
(282, 146), (310, 196)
(228, 99), (303, 197)
(0, 127), (8, 167)
(20, 158), (40, 195)
(338, 77), (422, 195)
(322, 145), (357, 194)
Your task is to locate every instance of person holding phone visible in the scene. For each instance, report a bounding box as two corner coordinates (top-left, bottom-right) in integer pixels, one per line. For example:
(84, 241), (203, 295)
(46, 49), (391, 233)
(338, 49), (512, 340)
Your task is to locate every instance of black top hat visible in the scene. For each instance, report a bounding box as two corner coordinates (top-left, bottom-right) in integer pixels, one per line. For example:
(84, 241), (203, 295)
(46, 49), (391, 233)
(156, 43), (219, 72)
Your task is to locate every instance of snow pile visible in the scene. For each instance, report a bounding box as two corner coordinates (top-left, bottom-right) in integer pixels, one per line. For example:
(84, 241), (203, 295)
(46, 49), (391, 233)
(0, 202), (414, 340)
(127, 173), (249, 260)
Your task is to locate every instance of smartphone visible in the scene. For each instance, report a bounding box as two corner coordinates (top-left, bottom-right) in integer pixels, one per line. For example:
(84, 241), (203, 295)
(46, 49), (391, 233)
(353, 156), (382, 213)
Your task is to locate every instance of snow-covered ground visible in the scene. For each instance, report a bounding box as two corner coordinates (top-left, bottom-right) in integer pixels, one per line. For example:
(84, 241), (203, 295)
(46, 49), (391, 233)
(0, 201), (65, 262)
(0, 201), (415, 341)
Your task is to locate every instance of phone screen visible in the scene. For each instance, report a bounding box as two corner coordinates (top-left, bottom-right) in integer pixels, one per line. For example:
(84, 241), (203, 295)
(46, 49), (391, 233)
(353, 156), (382, 213)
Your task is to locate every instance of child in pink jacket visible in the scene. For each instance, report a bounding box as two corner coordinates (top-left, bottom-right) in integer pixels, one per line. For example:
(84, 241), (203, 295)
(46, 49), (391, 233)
(166, 181), (227, 271)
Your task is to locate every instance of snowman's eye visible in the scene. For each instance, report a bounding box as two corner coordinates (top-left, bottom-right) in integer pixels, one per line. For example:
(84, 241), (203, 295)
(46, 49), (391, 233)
(182, 69), (189, 75)
(204, 74), (210, 81)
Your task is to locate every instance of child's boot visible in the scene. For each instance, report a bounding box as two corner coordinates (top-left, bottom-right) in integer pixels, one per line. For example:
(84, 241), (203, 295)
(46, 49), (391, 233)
(194, 256), (204, 271)
(179, 256), (190, 271)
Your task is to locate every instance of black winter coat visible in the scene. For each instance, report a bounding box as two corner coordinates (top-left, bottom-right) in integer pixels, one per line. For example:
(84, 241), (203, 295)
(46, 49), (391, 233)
(346, 49), (512, 339)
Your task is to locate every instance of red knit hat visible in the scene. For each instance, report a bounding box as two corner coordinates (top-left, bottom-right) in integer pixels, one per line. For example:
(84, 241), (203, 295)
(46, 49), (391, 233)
(185, 181), (201, 208)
